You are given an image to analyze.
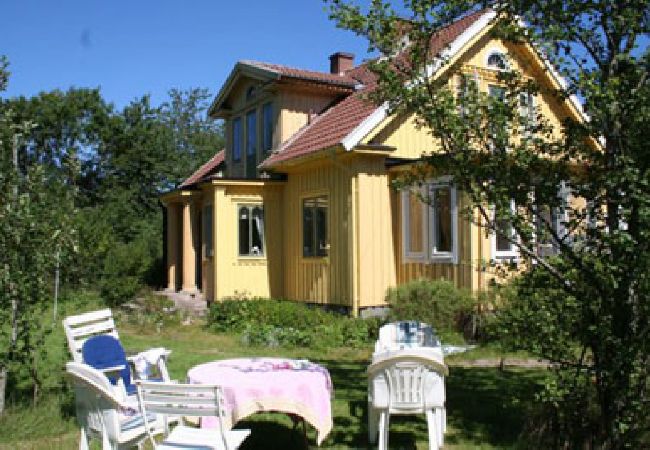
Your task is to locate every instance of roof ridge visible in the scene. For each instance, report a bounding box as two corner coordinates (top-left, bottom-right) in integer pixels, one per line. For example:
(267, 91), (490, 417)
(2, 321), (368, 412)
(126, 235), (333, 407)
(242, 59), (357, 81)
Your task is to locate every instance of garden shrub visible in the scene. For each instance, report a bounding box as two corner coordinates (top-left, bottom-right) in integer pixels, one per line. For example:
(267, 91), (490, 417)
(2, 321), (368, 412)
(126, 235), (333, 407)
(207, 298), (381, 348)
(385, 279), (475, 337)
(118, 290), (184, 332)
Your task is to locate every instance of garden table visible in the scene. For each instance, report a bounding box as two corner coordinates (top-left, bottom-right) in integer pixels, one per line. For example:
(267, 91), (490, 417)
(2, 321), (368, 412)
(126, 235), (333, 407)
(187, 357), (333, 445)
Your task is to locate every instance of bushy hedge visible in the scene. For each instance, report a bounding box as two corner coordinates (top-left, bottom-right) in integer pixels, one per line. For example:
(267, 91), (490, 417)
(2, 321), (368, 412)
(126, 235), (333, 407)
(207, 298), (381, 349)
(385, 279), (475, 339)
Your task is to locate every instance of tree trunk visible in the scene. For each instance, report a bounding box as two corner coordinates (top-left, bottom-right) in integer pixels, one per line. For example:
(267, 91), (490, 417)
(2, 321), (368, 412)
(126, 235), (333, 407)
(0, 367), (7, 415)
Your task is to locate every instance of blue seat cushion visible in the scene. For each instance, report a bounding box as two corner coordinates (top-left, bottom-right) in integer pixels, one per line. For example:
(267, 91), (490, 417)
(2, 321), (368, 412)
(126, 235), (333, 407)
(82, 335), (135, 394)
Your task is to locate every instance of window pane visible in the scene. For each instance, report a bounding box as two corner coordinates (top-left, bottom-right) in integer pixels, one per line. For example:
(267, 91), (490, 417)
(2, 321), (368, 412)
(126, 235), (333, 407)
(407, 191), (424, 253)
(316, 198), (328, 256)
(204, 205), (213, 255)
(262, 102), (273, 153)
(303, 199), (315, 257)
(434, 187), (452, 253)
(496, 218), (513, 252)
(239, 206), (250, 255)
(487, 53), (507, 70)
(233, 118), (242, 161)
(489, 85), (506, 100)
(246, 110), (256, 156)
(251, 207), (264, 256)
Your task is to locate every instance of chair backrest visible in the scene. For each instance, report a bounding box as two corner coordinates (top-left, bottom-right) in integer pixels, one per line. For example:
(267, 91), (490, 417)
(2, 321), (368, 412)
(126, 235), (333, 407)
(384, 361), (427, 410)
(82, 334), (135, 395)
(368, 355), (446, 412)
(136, 381), (229, 449)
(65, 362), (124, 442)
(63, 309), (119, 363)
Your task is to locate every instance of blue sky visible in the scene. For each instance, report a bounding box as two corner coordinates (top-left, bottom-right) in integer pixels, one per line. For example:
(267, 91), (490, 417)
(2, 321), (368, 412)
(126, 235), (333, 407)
(0, 1), (372, 108)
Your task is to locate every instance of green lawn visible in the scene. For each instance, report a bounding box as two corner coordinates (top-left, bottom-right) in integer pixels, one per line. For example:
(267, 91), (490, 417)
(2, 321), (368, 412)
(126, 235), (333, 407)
(0, 304), (546, 449)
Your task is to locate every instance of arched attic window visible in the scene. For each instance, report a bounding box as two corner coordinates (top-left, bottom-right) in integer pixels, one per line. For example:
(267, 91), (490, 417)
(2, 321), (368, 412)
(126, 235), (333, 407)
(246, 86), (257, 101)
(487, 51), (508, 70)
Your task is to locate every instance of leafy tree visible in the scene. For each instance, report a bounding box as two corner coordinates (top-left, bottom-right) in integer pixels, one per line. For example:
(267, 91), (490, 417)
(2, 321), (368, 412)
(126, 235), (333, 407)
(328, 1), (649, 447)
(4, 88), (111, 206)
(160, 87), (225, 185)
(0, 57), (76, 412)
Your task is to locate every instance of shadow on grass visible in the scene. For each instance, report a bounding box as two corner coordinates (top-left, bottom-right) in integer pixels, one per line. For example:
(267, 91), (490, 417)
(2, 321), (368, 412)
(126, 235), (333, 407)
(313, 359), (543, 449)
(445, 367), (545, 448)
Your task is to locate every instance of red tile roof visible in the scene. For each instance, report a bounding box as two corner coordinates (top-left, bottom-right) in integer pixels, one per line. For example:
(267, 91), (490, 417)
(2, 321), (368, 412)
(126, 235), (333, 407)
(242, 60), (360, 88)
(261, 10), (488, 168)
(180, 149), (225, 187)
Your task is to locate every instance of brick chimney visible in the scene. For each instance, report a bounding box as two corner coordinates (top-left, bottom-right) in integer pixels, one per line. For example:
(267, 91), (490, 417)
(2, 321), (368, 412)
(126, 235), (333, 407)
(329, 52), (354, 75)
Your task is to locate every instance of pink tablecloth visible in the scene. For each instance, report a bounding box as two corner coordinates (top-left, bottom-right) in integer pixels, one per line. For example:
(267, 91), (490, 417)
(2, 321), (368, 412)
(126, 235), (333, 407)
(187, 357), (333, 445)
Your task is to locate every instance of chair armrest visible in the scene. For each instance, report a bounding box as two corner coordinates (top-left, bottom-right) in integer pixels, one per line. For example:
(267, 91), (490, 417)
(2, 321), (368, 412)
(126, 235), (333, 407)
(98, 365), (127, 379)
(127, 349), (173, 382)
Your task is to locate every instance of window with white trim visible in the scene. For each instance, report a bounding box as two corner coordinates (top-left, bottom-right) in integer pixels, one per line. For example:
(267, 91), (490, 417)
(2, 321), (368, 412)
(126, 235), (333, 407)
(402, 180), (458, 263)
(303, 196), (328, 257)
(535, 182), (570, 256)
(488, 84), (507, 153)
(238, 205), (264, 257)
(203, 204), (213, 258)
(519, 91), (536, 137)
(487, 51), (508, 70)
(492, 200), (519, 260)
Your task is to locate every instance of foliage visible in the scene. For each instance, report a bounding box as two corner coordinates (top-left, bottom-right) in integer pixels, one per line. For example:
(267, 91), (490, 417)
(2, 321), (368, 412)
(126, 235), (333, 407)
(98, 221), (164, 306)
(386, 279), (474, 336)
(328, 0), (650, 447)
(0, 58), (77, 410)
(117, 290), (185, 332)
(207, 298), (381, 348)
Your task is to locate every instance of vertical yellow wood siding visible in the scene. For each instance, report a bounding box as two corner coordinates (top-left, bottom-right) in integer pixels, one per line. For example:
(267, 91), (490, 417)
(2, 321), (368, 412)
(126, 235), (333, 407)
(278, 90), (337, 144)
(282, 159), (353, 306)
(210, 183), (284, 300)
(354, 156), (398, 307)
(392, 176), (477, 291)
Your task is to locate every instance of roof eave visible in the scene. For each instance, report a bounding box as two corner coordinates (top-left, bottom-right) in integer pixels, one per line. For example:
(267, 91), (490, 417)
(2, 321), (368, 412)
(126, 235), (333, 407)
(208, 62), (281, 118)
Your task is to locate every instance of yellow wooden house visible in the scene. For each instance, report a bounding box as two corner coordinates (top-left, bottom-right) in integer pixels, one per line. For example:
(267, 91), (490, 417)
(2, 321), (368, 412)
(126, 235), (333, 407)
(161, 10), (585, 316)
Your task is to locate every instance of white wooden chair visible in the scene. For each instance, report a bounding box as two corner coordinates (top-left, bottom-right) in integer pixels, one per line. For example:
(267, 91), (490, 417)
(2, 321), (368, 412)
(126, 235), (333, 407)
(63, 309), (172, 382)
(136, 381), (251, 450)
(367, 355), (447, 450)
(66, 362), (167, 450)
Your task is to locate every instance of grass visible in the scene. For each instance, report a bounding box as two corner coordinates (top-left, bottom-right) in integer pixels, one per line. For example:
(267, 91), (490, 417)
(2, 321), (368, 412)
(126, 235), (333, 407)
(0, 295), (547, 449)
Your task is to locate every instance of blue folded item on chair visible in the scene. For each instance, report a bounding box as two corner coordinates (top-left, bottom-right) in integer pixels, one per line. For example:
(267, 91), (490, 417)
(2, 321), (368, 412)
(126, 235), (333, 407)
(82, 335), (136, 395)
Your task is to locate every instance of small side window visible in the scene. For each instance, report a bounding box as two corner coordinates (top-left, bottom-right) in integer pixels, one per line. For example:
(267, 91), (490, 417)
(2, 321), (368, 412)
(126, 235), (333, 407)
(238, 205), (264, 257)
(232, 117), (242, 162)
(487, 52), (508, 70)
(303, 196), (328, 257)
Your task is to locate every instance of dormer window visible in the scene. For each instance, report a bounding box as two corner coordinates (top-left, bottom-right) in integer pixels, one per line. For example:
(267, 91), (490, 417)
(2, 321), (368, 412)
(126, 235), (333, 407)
(232, 117), (242, 162)
(262, 102), (273, 153)
(487, 52), (508, 70)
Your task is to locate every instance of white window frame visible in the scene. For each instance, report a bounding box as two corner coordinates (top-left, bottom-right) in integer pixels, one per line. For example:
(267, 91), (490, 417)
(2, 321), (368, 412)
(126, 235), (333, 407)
(485, 49), (509, 71)
(401, 187), (429, 262)
(402, 178), (459, 264)
(237, 203), (265, 258)
(491, 200), (520, 260)
(428, 181), (459, 263)
(534, 182), (571, 257)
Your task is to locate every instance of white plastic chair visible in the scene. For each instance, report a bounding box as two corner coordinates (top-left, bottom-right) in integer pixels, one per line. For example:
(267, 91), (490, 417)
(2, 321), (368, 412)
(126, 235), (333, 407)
(66, 362), (166, 450)
(63, 308), (172, 382)
(136, 381), (251, 450)
(367, 355), (447, 450)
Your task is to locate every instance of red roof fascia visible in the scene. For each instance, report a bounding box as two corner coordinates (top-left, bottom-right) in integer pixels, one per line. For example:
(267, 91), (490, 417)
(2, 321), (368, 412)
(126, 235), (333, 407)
(180, 149), (225, 187)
